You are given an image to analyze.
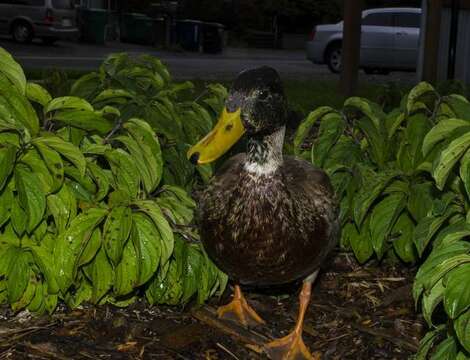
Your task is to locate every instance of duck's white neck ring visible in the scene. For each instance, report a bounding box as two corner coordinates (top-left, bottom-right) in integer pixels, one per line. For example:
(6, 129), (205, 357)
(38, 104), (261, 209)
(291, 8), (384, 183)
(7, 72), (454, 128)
(244, 126), (285, 175)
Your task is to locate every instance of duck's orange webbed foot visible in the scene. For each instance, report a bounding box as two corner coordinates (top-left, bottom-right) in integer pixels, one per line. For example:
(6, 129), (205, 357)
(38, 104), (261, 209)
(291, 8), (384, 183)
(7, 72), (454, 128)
(217, 285), (265, 327)
(264, 330), (319, 360)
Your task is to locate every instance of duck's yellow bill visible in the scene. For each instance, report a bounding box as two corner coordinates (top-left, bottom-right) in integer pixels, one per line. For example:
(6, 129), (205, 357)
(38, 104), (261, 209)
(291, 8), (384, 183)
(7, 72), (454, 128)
(187, 108), (245, 165)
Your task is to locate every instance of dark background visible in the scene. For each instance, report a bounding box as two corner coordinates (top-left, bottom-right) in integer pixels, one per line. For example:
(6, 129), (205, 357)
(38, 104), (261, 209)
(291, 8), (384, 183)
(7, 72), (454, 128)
(126, 0), (422, 34)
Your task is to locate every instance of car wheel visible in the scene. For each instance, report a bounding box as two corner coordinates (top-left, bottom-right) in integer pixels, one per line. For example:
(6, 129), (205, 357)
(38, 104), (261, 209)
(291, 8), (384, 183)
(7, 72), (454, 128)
(326, 43), (342, 74)
(12, 21), (33, 44)
(42, 37), (57, 45)
(363, 67), (375, 75)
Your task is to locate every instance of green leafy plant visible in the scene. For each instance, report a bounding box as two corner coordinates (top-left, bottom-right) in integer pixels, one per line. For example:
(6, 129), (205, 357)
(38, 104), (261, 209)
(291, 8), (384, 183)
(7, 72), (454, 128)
(69, 53), (227, 189)
(295, 82), (470, 357)
(0, 47), (227, 314)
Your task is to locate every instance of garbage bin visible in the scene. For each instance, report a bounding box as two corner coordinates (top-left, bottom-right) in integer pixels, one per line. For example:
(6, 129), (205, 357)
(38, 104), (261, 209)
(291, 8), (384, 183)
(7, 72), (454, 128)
(153, 17), (167, 47)
(175, 19), (203, 52)
(120, 13), (156, 45)
(79, 8), (108, 44)
(202, 22), (224, 53)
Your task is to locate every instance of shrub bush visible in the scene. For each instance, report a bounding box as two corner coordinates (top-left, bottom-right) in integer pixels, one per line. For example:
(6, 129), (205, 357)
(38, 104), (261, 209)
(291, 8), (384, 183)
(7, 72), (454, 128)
(295, 82), (470, 358)
(0, 47), (227, 313)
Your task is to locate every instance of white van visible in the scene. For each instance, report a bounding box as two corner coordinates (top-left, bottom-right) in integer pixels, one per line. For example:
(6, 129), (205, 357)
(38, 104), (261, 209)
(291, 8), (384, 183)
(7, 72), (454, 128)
(0, 0), (79, 44)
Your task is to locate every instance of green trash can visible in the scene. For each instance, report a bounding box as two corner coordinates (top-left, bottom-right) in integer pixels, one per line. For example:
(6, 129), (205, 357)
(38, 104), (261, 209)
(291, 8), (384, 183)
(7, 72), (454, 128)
(175, 19), (203, 52)
(120, 13), (156, 45)
(79, 8), (108, 44)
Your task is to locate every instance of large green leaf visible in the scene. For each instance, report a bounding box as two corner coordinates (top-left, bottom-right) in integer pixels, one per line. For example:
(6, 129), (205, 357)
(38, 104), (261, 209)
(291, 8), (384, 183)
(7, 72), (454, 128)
(114, 239), (138, 297)
(454, 309), (470, 352)
(11, 196), (26, 236)
(51, 109), (114, 134)
(0, 186), (13, 227)
(312, 112), (345, 168)
(0, 80), (39, 135)
(422, 254), (470, 297)
(47, 184), (77, 233)
(460, 149), (470, 200)
(70, 72), (101, 100)
(44, 96), (94, 113)
(0, 47), (26, 94)
(26, 82), (52, 107)
(407, 182), (435, 222)
(20, 148), (54, 194)
(422, 279), (444, 325)
(415, 325), (446, 360)
(434, 221), (470, 248)
(369, 193), (406, 258)
(430, 337), (458, 360)
(78, 228), (102, 267)
(392, 213), (416, 263)
(353, 170), (401, 227)
(92, 89), (133, 105)
(293, 106), (337, 155)
(414, 210), (456, 257)
(132, 213), (160, 286)
(34, 135), (87, 177)
(433, 131), (470, 190)
(444, 95), (470, 121)
(88, 247), (113, 303)
(28, 245), (59, 295)
(15, 164), (46, 233)
(405, 113), (431, 169)
(53, 208), (107, 292)
(7, 248), (31, 303)
(123, 118), (163, 192)
(105, 149), (140, 199)
(33, 141), (64, 193)
(87, 162), (110, 202)
(136, 200), (174, 265)
(0, 144), (16, 191)
(406, 82), (436, 113)
(115, 135), (154, 194)
(344, 97), (385, 129)
(414, 241), (470, 302)
(423, 118), (470, 156)
(103, 206), (132, 266)
(345, 221), (373, 264)
(443, 263), (470, 319)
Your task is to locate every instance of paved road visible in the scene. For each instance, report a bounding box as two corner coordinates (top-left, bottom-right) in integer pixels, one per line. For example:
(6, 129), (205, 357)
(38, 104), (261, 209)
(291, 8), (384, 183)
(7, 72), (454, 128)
(0, 38), (417, 83)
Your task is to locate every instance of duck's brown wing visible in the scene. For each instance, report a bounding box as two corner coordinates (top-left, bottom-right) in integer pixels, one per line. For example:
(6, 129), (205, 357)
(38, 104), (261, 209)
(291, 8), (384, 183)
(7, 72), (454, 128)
(281, 156), (340, 262)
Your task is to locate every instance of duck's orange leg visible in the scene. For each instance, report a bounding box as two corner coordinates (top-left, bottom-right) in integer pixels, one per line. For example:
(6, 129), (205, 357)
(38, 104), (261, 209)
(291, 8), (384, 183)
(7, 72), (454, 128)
(217, 285), (265, 327)
(264, 271), (320, 360)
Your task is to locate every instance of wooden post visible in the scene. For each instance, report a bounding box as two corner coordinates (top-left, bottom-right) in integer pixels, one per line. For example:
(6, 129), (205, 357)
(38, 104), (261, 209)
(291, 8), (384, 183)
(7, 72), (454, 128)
(340, 0), (363, 97)
(447, 0), (460, 79)
(422, 0), (443, 83)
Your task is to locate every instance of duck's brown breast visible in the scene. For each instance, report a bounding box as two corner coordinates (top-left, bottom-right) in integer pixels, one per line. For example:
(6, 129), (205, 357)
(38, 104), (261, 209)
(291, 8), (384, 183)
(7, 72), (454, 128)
(198, 156), (338, 286)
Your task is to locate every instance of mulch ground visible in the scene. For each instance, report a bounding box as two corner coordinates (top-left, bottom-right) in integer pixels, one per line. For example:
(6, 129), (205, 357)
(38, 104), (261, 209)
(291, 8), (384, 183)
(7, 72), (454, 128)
(0, 251), (424, 360)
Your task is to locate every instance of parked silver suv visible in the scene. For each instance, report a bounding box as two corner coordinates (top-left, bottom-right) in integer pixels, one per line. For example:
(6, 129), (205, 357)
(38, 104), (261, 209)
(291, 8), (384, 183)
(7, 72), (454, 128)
(0, 0), (79, 44)
(306, 8), (422, 74)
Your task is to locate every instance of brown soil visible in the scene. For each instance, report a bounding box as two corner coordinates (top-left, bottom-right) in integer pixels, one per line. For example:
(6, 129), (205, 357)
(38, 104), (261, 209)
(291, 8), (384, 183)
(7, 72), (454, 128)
(0, 252), (424, 360)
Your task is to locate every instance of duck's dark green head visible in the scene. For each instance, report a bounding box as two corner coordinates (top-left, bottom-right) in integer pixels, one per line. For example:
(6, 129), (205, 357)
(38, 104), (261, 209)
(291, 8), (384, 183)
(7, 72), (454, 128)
(188, 66), (287, 165)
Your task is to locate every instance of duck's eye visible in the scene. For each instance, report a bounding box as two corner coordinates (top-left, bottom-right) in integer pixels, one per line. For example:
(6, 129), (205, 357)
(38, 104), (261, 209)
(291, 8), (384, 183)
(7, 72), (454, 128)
(258, 91), (268, 100)
(225, 123), (233, 131)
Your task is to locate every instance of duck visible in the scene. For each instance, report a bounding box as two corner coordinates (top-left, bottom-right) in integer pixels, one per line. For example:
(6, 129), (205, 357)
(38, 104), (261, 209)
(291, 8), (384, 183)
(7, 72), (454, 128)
(187, 66), (339, 360)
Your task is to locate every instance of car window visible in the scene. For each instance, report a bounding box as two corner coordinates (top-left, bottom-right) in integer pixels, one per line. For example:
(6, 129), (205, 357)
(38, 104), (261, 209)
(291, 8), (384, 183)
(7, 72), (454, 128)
(52, 0), (73, 9)
(362, 13), (393, 27)
(395, 13), (421, 28)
